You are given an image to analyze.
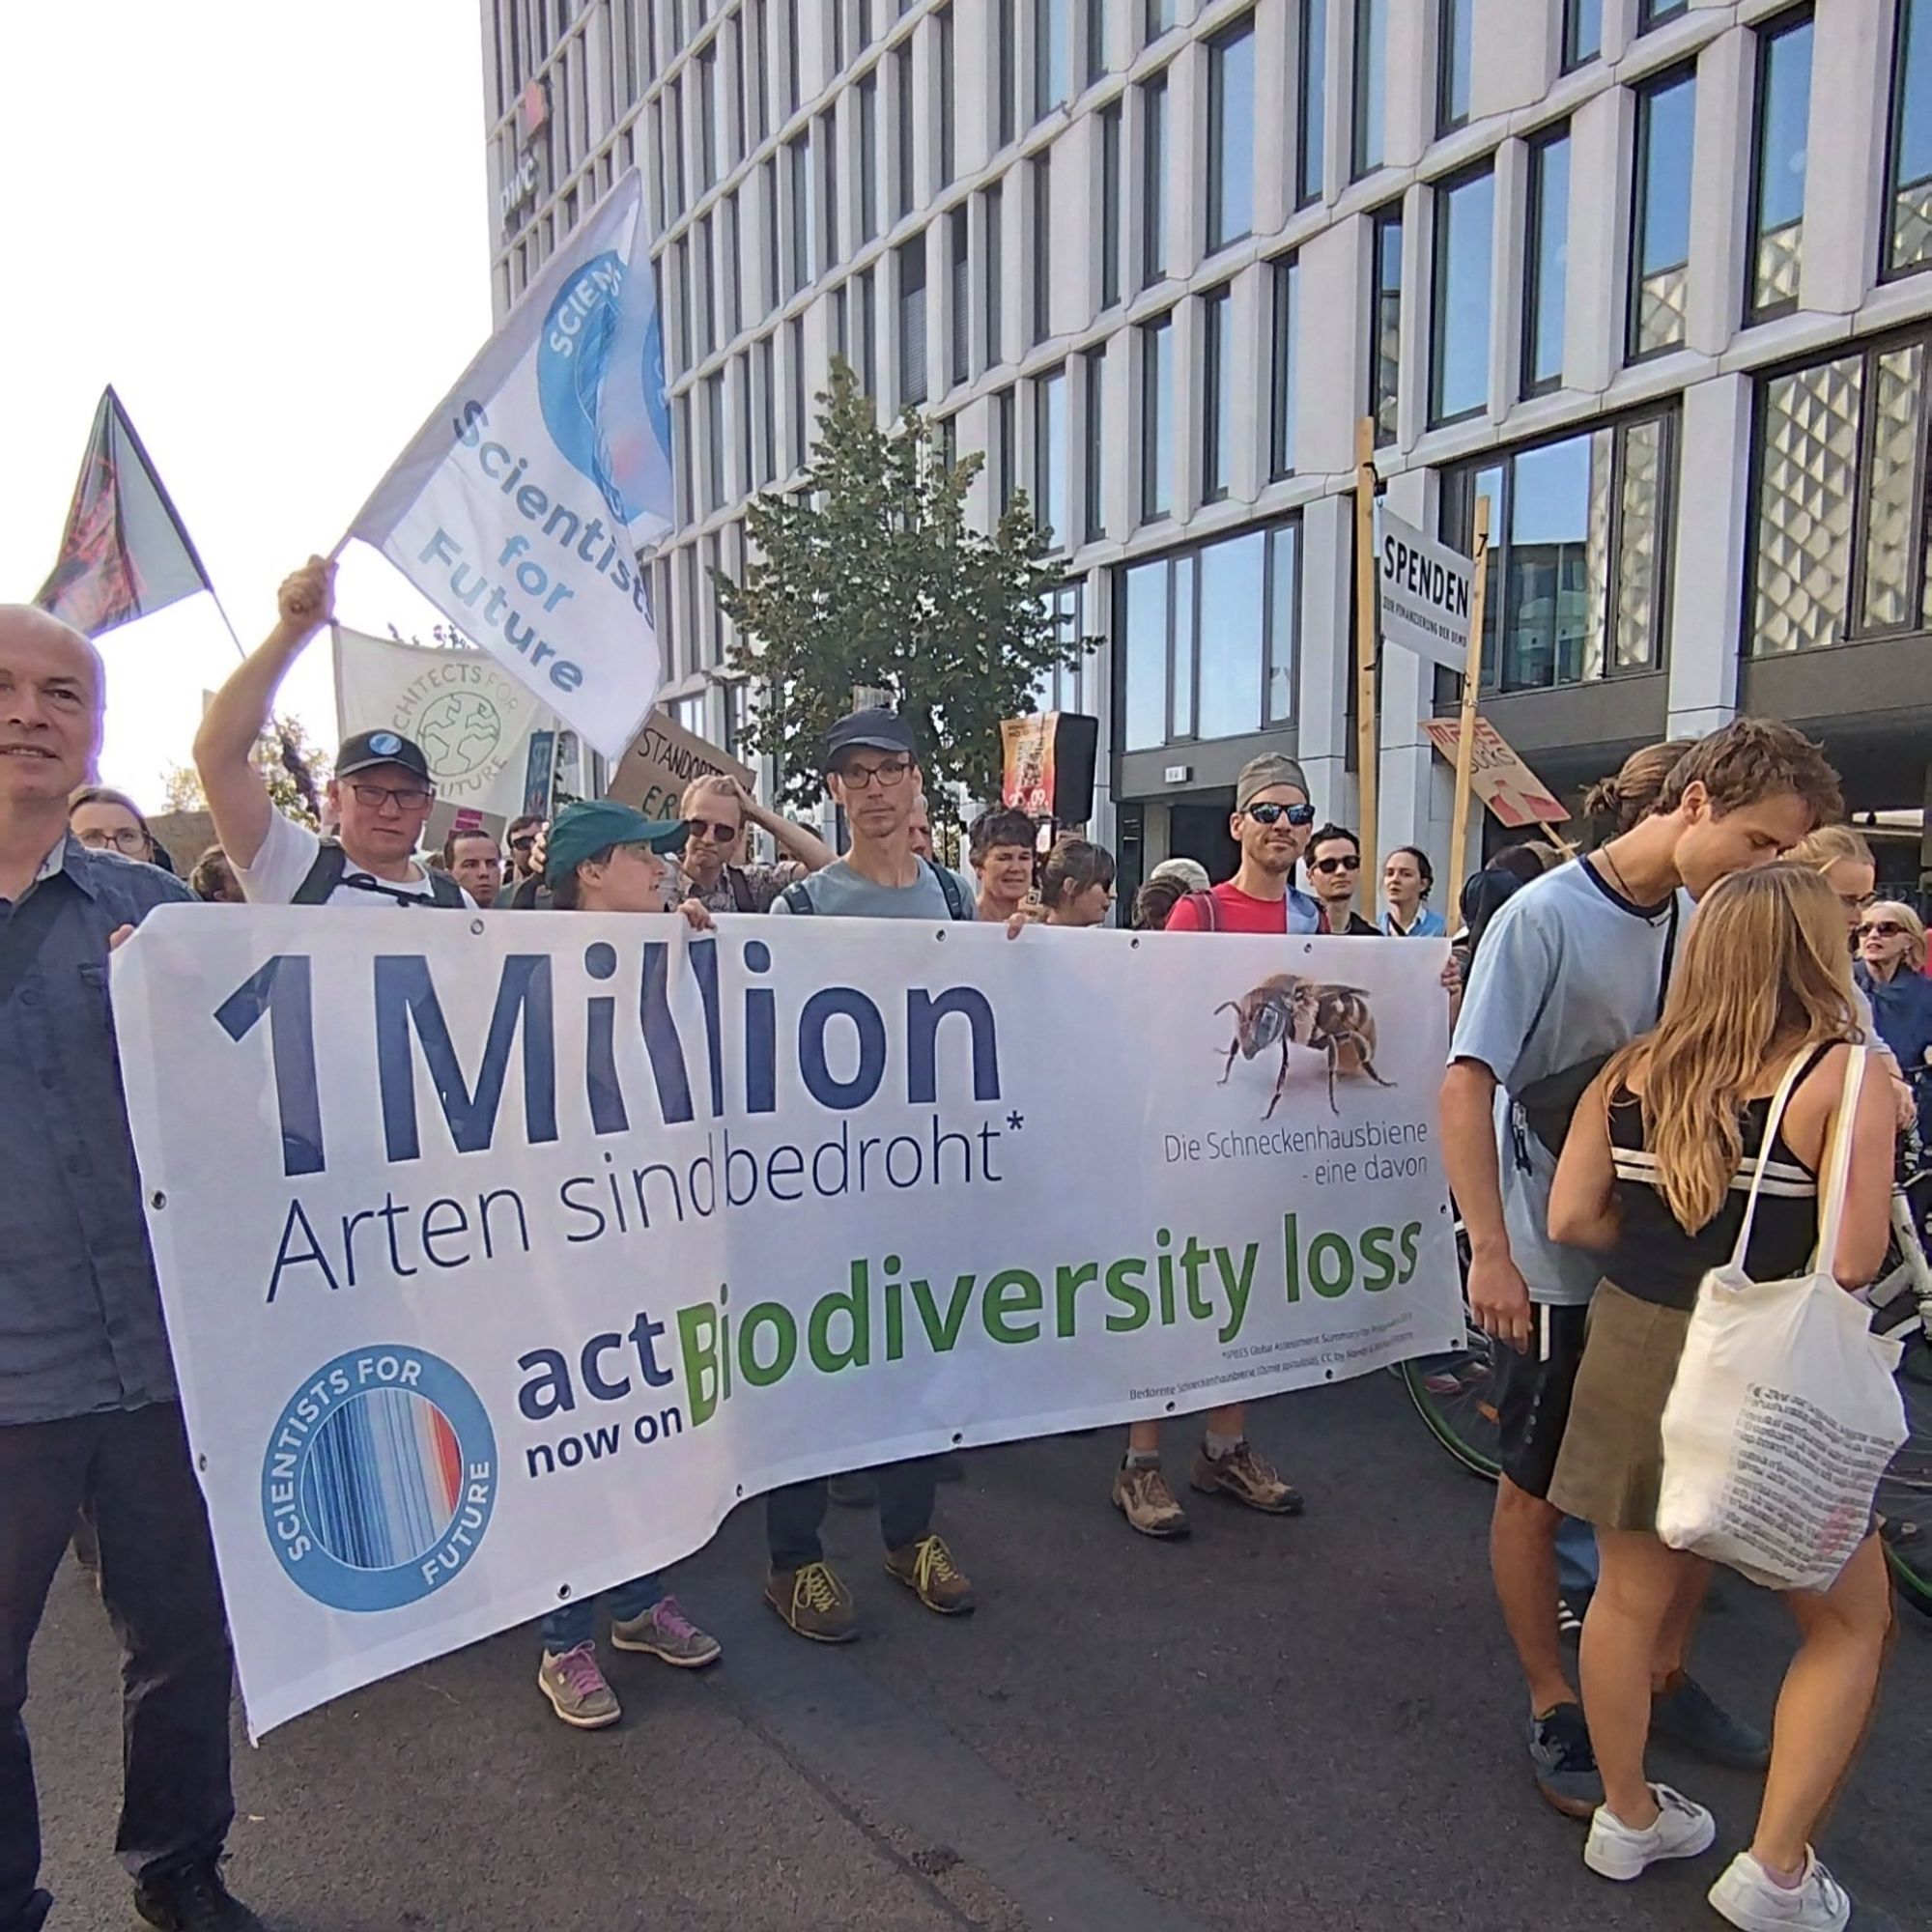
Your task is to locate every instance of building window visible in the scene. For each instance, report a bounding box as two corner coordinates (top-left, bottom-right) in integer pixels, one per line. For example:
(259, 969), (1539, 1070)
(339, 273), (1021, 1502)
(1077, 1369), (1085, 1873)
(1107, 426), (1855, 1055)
(1145, 0), (1177, 42)
(761, 156), (781, 306)
(1370, 202), (1403, 447)
(723, 191), (743, 338)
(1084, 344), (1107, 542)
(1201, 284), (1235, 502)
(1298, 0), (1327, 207)
(985, 180), (1005, 363)
(859, 73), (879, 243)
(894, 43), (915, 218)
(816, 110), (838, 275)
(1522, 126), (1570, 397)
(1118, 523), (1299, 749)
(705, 371), (727, 510)
(1629, 68), (1695, 360)
(783, 0), (801, 113)
(1207, 16), (1256, 254)
(1100, 99), (1123, 307)
(669, 75), (689, 216)
(1352, 0), (1388, 180)
(1886, 0), (1932, 279)
(998, 0), (1018, 147)
(1086, 0), (1108, 86)
(938, 6), (956, 185)
(1270, 255), (1298, 477)
(1037, 0), (1070, 118)
(1638, 0), (1688, 31)
(696, 215), (717, 359)
(1140, 311), (1173, 522)
(1430, 165), (1493, 427)
(757, 332), (777, 481)
(1437, 0), (1472, 135)
(1032, 152), (1052, 344)
(751, 0), (769, 142)
(1563, 0), (1601, 71)
(1141, 72), (1168, 286)
(995, 386), (1017, 514)
(787, 314), (807, 469)
(1033, 582), (1088, 715)
(898, 235), (928, 406)
(858, 263), (878, 395)
(697, 41), (719, 190)
(1035, 364), (1068, 546)
(1442, 407), (1677, 691)
(1748, 334), (1932, 653)
(1748, 12), (1812, 325)
(950, 207), (970, 385)
(832, 0), (846, 72)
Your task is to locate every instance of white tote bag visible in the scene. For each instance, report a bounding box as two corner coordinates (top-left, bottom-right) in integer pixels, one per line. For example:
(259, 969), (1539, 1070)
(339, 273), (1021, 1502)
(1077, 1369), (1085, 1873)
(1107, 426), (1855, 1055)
(1656, 1044), (1908, 1592)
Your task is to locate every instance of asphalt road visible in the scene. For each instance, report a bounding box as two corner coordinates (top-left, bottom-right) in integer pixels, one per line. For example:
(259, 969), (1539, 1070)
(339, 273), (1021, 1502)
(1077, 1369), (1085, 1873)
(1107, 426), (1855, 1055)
(29, 1373), (1929, 1931)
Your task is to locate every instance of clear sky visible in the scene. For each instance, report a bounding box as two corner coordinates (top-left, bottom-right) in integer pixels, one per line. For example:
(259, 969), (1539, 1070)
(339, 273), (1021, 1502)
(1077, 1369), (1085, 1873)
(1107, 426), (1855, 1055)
(0, 0), (493, 804)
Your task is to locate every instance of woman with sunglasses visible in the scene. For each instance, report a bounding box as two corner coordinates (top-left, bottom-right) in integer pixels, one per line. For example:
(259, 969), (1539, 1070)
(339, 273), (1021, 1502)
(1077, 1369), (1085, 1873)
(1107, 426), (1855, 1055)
(674, 772), (833, 914)
(1856, 901), (1932, 1142)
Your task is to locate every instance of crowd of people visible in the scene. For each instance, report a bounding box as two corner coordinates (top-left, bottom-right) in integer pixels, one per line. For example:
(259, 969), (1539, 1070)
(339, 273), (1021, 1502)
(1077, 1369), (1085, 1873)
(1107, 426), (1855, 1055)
(3, 555), (1926, 1932)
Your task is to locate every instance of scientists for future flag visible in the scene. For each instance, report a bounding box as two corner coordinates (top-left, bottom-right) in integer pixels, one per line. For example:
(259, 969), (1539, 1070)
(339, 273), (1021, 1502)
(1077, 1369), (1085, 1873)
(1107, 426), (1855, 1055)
(36, 387), (213, 639)
(347, 171), (671, 761)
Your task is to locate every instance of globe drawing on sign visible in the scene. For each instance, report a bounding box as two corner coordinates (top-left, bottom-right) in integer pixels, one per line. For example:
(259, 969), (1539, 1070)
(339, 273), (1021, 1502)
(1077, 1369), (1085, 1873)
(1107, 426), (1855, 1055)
(415, 692), (503, 782)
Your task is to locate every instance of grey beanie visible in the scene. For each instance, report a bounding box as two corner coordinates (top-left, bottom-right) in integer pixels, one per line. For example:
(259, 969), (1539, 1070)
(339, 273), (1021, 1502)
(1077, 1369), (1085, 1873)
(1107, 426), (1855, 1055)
(1236, 753), (1311, 810)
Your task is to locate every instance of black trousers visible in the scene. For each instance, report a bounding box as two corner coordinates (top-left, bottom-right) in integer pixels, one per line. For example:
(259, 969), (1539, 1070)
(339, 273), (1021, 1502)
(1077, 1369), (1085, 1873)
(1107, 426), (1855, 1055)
(766, 1458), (938, 1570)
(0, 1404), (235, 1932)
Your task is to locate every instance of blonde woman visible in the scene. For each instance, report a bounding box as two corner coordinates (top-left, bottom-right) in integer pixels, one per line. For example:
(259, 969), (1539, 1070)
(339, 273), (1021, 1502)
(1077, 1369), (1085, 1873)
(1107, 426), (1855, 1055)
(1787, 822), (1877, 935)
(1856, 900), (1932, 1146)
(1548, 866), (1895, 1930)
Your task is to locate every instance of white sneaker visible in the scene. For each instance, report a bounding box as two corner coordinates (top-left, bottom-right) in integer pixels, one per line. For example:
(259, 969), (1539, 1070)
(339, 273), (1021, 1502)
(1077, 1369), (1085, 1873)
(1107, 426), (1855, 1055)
(1582, 1783), (1717, 1881)
(1709, 1850), (1852, 1932)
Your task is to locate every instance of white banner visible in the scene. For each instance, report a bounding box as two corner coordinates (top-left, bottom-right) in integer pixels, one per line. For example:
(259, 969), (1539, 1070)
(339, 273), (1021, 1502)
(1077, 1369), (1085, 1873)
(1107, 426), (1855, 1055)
(347, 171), (670, 761)
(1376, 505), (1473, 675)
(331, 628), (542, 820)
(113, 911), (1460, 1736)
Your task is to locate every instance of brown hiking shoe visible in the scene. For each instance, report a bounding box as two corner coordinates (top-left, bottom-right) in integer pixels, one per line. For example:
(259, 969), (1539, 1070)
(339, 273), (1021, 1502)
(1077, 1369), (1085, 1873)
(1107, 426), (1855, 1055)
(1189, 1439), (1305, 1515)
(765, 1560), (859, 1642)
(1111, 1461), (1191, 1538)
(884, 1535), (976, 1614)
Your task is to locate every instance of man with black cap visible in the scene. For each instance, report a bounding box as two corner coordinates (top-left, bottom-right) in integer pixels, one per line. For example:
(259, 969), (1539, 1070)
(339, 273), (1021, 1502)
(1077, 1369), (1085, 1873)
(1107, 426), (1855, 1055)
(762, 705), (976, 1641)
(194, 557), (468, 908)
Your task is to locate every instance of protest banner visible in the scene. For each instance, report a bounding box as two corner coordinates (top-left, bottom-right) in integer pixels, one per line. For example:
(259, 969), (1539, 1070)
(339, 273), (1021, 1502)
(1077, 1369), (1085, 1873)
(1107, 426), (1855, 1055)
(112, 912), (1461, 1736)
(1375, 503), (1473, 677)
(346, 170), (671, 762)
(1420, 715), (1571, 828)
(331, 628), (541, 820)
(606, 706), (753, 818)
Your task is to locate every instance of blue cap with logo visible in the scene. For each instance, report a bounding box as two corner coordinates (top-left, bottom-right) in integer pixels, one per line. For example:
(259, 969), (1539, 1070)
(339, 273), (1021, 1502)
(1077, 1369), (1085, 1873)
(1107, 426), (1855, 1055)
(543, 799), (689, 884)
(336, 729), (434, 782)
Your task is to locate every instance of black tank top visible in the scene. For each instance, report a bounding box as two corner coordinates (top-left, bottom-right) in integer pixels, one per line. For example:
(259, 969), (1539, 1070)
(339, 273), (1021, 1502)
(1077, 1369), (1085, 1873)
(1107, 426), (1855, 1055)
(1602, 1043), (1833, 1311)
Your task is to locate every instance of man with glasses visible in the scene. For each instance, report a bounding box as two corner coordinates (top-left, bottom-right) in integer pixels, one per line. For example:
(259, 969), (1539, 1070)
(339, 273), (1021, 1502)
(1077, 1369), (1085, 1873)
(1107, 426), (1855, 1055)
(674, 772), (832, 914)
(1303, 824), (1379, 935)
(760, 707), (976, 1639)
(505, 814), (545, 882)
(195, 558), (469, 909)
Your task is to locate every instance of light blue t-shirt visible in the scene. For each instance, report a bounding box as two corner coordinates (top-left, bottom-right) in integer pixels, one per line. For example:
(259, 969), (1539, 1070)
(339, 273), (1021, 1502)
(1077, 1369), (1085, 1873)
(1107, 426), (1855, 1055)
(1449, 859), (1689, 1306)
(1382, 905), (1448, 938)
(769, 857), (979, 921)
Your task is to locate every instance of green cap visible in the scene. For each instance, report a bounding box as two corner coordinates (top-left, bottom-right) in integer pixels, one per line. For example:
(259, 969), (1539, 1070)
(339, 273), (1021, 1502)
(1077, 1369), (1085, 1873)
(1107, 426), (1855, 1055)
(544, 800), (688, 885)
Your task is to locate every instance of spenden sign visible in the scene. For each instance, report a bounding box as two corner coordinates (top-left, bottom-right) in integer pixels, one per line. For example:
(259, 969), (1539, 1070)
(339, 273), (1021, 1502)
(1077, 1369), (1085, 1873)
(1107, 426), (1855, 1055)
(1376, 505), (1473, 676)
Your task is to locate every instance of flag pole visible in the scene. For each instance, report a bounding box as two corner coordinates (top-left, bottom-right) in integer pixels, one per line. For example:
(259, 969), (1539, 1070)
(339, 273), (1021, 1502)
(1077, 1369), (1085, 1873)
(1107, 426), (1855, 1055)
(1446, 495), (1492, 901)
(1351, 416), (1380, 920)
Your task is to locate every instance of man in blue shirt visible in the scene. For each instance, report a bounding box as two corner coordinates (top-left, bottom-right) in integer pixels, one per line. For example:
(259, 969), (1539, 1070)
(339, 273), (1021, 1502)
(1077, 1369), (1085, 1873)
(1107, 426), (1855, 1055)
(0, 606), (261, 1932)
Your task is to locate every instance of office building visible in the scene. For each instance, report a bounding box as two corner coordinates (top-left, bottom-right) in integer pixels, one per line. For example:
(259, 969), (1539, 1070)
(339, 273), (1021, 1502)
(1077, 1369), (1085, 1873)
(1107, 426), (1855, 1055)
(481, 0), (1932, 894)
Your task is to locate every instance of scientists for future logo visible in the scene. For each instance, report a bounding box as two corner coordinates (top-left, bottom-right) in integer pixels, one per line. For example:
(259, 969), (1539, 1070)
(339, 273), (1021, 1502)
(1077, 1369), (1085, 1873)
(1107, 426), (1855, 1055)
(536, 250), (673, 528)
(262, 1348), (497, 1613)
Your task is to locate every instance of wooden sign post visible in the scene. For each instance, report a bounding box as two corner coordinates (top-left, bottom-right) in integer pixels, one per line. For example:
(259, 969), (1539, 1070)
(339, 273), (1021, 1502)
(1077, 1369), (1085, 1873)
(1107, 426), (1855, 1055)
(1351, 417), (1380, 919)
(1446, 494), (1492, 899)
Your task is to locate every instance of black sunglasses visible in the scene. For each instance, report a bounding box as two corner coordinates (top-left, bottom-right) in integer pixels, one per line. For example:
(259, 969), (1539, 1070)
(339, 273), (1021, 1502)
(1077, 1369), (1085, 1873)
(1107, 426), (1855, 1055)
(1245, 801), (1315, 828)
(1309, 853), (1361, 874)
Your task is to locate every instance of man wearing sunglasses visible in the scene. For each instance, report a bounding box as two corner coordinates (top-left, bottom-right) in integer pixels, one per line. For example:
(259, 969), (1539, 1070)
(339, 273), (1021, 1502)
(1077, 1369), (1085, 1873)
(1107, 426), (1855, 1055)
(195, 557), (469, 908)
(506, 814), (545, 883)
(674, 772), (832, 914)
(1303, 825), (1379, 936)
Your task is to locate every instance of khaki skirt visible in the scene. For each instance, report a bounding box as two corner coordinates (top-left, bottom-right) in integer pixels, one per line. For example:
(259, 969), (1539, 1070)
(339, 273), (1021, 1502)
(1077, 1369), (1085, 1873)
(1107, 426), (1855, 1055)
(1547, 1279), (1691, 1534)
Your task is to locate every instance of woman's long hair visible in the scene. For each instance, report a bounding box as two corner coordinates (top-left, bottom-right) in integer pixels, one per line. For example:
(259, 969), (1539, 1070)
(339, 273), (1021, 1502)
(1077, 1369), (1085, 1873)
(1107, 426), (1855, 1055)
(1601, 865), (1857, 1233)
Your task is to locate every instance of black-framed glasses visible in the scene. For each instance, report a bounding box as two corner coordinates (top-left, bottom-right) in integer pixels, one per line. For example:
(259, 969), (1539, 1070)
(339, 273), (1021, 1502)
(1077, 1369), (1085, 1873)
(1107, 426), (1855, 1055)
(349, 781), (434, 810)
(1310, 853), (1360, 874)
(1245, 801), (1315, 827)
(76, 826), (150, 855)
(508, 835), (537, 853)
(836, 756), (913, 791)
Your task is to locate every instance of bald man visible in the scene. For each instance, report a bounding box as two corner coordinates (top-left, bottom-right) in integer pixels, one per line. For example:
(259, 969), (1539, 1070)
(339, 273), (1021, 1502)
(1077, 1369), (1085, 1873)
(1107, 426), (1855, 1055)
(0, 608), (262, 1932)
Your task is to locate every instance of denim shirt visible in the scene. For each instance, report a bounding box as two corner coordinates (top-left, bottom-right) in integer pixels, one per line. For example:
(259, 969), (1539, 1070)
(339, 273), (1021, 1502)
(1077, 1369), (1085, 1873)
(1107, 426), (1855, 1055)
(0, 835), (193, 1424)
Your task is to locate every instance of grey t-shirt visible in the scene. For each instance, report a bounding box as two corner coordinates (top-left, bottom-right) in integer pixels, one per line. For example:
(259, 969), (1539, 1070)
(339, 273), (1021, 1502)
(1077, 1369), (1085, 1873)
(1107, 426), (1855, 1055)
(1450, 859), (1689, 1306)
(769, 857), (978, 920)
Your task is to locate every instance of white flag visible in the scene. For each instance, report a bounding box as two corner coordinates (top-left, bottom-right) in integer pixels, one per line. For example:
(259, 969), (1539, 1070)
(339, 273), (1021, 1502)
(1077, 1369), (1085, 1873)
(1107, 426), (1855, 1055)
(330, 627), (542, 819)
(347, 172), (671, 760)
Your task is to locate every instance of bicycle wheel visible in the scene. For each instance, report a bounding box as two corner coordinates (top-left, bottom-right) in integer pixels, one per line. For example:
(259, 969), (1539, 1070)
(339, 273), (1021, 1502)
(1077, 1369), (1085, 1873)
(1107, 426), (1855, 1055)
(1400, 1223), (1503, 1480)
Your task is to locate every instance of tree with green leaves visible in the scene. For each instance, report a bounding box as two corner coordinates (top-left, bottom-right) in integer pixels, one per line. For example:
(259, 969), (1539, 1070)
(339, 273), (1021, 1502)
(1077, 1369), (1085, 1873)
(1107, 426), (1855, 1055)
(716, 359), (1085, 808)
(163, 715), (330, 828)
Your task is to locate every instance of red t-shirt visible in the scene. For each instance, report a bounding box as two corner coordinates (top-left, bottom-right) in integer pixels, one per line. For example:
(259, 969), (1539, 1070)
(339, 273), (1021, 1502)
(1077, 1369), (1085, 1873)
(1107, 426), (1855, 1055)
(1163, 882), (1328, 934)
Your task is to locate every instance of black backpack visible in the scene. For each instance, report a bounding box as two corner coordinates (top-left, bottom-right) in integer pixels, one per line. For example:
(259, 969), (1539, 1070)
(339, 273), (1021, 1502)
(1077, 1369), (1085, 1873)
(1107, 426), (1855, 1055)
(294, 838), (468, 909)
(781, 858), (972, 921)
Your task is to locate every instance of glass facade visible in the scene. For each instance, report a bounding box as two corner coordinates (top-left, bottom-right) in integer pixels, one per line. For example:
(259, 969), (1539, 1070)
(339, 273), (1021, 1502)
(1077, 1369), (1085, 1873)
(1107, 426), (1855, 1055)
(1140, 312), (1173, 521)
(1207, 16), (1256, 253)
(1270, 255), (1298, 477)
(1564, 0), (1601, 71)
(1437, 0), (1472, 135)
(1629, 69), (1695, 358)
(1037, 364), (1068, 546)
(1748, 12), (1811, 323)
(1298, 0), (1327, 207)
(1101, 99), (1122, 307)
(1201, 285), (1235, 501)
(1888, 0), (1932, 277)
(1523, 127), (1570, 396)
(1371, 202), (1403, 446)
(1353, 0), (1388, 179)
(1142, 72), (1168, 285)
(1430, 166), (1493, 426)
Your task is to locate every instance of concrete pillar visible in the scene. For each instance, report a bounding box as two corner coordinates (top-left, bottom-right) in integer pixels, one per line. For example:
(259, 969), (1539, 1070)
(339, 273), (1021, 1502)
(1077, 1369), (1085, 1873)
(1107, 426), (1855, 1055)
(1804, 0), (1889, 317)
(1685, 26), (1750, 358)
(1297, 492), (1356, 830)
(1665, 371), (1752, 737)
(1566, 85), (1629, 399)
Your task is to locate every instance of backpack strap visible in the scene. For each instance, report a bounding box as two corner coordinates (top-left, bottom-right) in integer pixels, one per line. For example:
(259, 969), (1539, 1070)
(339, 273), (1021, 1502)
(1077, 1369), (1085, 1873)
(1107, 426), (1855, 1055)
(293, 838), (351, 906)
(1184, 889), (1219, 932)
(728, 867), (757, 914)
(426, 869), (469, 909)
(923, 857), (972, 922)
(780, 878), (816, 915)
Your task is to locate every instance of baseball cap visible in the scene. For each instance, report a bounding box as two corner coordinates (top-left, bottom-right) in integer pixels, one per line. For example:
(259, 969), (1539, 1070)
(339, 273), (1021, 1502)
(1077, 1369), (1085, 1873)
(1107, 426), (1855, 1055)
(544, 799), (689, 884)
(337, 729), (433, 783)
(1236, 753), (1311, 811)
(821, 706), (917, 773)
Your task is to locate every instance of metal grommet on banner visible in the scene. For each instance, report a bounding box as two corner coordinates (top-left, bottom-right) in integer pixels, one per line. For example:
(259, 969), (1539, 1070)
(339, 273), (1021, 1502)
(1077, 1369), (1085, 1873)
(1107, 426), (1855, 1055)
(469, 919), (485, 936)
(951, 1432), (963, 1445)
(151, 1191), (166, 1209)
(556, 1585), (571, 1601)
(934, 927), (947, 941)
(1130, 936), (1140, 949)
